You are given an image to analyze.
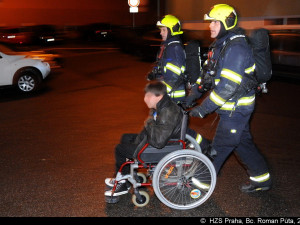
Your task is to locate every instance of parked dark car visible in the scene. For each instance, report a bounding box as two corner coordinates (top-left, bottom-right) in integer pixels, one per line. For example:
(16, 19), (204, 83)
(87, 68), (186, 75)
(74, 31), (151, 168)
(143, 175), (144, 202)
(116, 27), (300, 81)
(79, 23), (113, 42)
(115, 26), (209, 62)
(29, 25), (63, 45)
(0, 27), (33, 45)
(130, 28), (161, 61)
(112, 26), (154, 61)
(269, 31), (300, 78)
(0, 25), (63, 46)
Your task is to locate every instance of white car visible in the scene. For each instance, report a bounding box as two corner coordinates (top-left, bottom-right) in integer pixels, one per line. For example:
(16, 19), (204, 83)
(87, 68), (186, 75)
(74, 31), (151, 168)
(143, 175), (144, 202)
(0, 49), (51, 93)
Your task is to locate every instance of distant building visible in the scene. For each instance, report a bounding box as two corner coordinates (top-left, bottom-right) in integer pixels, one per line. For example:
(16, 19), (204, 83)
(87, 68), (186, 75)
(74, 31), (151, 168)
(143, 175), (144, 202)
(0, 0), (161, 27)
(164, 0), (300, 31)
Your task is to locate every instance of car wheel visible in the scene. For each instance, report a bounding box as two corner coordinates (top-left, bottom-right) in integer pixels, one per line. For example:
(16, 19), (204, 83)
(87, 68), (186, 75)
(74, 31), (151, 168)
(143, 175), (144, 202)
(16, 69), (41, 93)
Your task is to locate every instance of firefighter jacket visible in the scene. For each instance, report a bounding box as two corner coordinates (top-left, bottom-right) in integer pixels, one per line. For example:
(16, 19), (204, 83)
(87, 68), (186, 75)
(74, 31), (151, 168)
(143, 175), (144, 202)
(158, 36), (186, 101)
(194, 31), (256, 117)
(134, 94), (183, 150)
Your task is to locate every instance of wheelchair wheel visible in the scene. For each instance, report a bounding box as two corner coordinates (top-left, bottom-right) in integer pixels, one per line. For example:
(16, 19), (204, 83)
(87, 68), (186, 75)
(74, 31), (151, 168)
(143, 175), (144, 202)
(132, 191), (150, 207)
(152, 150), (216, 210)
(185, 134), (201, 153)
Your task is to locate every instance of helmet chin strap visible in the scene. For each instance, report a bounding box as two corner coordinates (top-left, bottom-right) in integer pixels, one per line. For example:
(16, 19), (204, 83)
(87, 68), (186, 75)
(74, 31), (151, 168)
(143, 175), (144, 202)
(166, 27), (172, 40)
(216, 22), (228, 39)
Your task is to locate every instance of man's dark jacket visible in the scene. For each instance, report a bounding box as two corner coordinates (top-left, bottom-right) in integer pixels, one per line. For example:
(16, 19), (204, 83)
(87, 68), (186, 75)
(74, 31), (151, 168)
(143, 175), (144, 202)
(134, 94), (183, 153)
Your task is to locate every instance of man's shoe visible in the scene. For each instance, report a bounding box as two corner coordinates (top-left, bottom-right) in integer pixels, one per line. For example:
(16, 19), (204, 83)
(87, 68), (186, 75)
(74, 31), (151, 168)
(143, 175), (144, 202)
(105, 178), (131, 191)
(105, 181), (130, 197)
(105, 178), (117, 188)
(240, 183), (271, 193)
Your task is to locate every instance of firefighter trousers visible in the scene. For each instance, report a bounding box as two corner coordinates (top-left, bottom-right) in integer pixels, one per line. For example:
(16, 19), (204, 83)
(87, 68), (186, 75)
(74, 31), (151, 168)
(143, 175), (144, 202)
(212, 112), (270, 183)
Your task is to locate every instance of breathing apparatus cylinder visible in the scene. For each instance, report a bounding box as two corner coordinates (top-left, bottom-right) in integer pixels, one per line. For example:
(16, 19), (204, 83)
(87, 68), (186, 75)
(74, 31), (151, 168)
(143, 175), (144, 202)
(198, 55), (217, 93)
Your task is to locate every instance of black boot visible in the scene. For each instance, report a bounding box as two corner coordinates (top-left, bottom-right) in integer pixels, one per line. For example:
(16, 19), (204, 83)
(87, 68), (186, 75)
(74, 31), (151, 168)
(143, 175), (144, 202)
(240, 182), (272, 193)
(202, 144), (217, 161)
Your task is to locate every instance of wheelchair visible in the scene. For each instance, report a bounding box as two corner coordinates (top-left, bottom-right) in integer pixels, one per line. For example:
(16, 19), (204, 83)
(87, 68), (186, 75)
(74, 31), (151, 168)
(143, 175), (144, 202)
(105, 112), (217, 210)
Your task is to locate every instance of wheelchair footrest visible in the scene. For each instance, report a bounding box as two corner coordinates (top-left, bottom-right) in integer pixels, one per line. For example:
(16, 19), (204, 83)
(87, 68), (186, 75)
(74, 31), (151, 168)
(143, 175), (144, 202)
(105, 195), (120, 204)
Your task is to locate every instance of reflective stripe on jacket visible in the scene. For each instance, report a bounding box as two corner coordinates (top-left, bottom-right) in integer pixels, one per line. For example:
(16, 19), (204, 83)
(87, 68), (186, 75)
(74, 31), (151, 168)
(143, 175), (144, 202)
(158, 36), (186, 99)
(200, 32), (256, 115)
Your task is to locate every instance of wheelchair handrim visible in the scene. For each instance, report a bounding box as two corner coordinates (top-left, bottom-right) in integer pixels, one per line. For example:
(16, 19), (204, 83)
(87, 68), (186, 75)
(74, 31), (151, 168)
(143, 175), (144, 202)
(152, 150), (217, 210)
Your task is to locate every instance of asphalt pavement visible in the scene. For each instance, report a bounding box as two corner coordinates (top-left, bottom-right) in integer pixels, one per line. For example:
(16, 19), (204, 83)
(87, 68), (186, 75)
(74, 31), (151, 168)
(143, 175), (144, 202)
(0, 42), (299, 219)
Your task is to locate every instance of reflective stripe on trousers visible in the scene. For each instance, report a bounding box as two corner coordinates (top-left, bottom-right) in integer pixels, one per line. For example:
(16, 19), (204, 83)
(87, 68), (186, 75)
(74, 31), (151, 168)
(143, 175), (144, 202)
(212, 112), (270, 178)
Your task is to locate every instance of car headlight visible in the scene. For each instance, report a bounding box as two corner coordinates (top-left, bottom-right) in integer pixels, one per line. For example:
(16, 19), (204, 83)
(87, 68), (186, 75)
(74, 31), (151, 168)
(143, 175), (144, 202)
(26, 55), (46, 61)
(25, 51), (56, 62)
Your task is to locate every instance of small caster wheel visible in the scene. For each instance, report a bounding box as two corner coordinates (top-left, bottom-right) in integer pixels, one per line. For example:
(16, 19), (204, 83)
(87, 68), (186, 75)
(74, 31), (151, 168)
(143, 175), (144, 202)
(137, 172), (147, 183)
(132, 191), (150, 207)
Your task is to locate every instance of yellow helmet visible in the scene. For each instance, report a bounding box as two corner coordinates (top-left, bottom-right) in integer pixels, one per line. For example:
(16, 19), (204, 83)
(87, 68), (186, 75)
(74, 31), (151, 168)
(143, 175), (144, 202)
(204, 4), (237, 30)
(157, 15), (183, 36)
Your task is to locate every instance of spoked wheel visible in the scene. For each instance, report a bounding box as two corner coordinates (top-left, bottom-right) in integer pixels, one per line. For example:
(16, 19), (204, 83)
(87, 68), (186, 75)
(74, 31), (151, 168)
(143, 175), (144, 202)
(132, 190), (150, 207)
(185, 134), (201, 153)
(16, 69), (41, 93)
(152, 150), (216, 210)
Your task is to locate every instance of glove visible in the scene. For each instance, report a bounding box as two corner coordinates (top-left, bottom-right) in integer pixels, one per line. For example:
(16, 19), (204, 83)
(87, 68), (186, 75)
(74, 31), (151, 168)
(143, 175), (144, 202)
(198, 73), (215, 93)
(189, 108), (204, 118)
(189, 106), (207, 118)
(147, 71), (155, 81)
(184, 85), (203, 108)
(181, 98), (196, 109)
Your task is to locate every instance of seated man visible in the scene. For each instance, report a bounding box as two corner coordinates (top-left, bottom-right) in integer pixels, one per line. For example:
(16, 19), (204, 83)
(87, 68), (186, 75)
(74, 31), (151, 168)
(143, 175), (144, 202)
(105, 81), (212, 197)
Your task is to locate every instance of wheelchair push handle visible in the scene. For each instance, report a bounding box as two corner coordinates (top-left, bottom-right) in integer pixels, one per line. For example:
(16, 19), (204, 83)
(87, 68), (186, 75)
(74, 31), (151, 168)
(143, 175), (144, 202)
(177, 102), (197, 115)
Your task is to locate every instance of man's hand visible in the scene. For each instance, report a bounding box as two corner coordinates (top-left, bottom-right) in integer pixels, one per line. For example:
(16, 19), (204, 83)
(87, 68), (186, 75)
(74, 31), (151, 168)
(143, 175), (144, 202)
(144, 117), (155, 127)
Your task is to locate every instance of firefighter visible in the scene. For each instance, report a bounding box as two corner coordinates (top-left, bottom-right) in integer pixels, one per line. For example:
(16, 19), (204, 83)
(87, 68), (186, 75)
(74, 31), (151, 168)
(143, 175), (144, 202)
(189, 4), (272, 193)
(147, 15), (186, 103)
(147, 15), (212, 156)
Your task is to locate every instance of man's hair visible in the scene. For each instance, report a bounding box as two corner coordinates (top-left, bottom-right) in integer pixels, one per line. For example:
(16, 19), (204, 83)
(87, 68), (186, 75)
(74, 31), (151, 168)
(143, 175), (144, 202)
(144, 81), (167, 96)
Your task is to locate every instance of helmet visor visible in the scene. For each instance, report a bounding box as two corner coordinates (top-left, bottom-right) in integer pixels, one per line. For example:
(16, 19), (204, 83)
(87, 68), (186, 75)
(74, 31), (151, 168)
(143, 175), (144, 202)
(204, 13), (215, 21)
(156, 20), (165, 27)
